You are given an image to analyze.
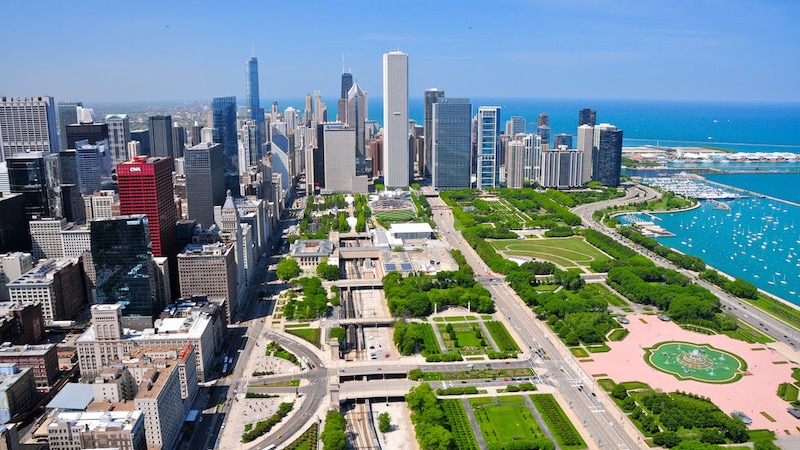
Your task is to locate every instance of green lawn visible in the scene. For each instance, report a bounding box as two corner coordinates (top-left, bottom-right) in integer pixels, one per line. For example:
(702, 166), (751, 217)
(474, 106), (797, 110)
(492, 236), (610, 269)
(582, 283), (628, 307)
(285, 327), (320, 347)
(472, 398), (547, 447)
(373, 208), (415, 221)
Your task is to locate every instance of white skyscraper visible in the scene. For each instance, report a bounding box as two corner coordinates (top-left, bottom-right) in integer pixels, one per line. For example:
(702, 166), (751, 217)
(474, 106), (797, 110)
(577, 124), (594, 183)
(105, 114), (130, 165)
(382, 50), (409, 188)
(322, 124), (356, 194)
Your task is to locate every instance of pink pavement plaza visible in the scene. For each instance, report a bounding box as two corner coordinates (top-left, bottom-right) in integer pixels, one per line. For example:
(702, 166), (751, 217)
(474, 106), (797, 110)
(579, 313), (799, 434)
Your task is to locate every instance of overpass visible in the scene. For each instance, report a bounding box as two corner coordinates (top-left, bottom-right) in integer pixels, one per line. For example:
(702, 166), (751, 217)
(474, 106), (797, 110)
(338, 317), (394, 327)
(326, 279), (383, 289)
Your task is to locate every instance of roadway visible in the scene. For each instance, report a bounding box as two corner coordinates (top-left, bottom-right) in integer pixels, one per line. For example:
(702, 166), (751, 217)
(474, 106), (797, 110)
(429, 195), (642, 449)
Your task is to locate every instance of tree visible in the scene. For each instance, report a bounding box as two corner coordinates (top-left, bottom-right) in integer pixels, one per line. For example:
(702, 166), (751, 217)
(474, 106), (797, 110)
(321, 410), (347, 450)
(317, 263), (341, 281)
(378, 412), (391, 433)
(276, 258), (301, 281)
(611, 384), (628, 400)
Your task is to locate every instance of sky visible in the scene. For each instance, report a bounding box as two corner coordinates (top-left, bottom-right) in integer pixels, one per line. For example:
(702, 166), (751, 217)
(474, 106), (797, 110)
(1, 0), (798, 103)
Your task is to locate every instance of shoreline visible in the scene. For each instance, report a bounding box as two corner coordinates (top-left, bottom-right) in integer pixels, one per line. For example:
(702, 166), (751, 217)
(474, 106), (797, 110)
(632, 178), (800, 315)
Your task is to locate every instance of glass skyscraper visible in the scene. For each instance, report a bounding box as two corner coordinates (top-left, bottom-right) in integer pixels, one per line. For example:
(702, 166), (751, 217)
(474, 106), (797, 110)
(212, 96), (239, 194)
(431, 98), (472, 190)
(245, 58), (266, 163)
(423, 88), (445, 179)
(592, 124), (623, 187)
(91, 215), (157, 320)
(477, 106), (501, 189)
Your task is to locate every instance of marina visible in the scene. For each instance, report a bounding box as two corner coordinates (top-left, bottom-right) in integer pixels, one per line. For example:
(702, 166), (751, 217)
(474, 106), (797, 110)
(640, 176), (744, 199)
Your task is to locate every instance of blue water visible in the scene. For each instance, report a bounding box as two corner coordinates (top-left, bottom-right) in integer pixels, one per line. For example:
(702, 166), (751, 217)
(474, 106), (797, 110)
(650, 197), (800, 305)
(706, 173), (800, 204)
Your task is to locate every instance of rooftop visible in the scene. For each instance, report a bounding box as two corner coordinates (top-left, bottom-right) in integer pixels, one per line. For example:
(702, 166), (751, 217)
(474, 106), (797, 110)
(389, 222), (434, 234)
(47, 383), (94, 411)
(0, 343), (55, 357)
(50, 410), (142, 432)
(7, 259), (79, 287)
(78, 308), (212, 343)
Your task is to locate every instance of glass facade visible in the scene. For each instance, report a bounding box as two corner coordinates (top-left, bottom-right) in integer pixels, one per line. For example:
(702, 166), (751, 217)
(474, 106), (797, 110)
(432, 98), (472, 190)
(211, 97), (238, 194)
(477, 106), (500, 189)
(592, 125), (623, 187)
(91, 215), (157, 319)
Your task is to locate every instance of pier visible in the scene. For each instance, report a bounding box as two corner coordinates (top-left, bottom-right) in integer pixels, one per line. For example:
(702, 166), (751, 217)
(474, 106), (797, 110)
(698, 176), (800, 208)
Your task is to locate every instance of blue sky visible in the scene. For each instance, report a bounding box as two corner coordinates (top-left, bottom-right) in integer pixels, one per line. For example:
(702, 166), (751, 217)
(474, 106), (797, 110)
(1, 0), (798, 103)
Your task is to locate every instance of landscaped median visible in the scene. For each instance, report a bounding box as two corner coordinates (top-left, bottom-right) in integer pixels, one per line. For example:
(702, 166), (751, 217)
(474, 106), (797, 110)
(241, 401), (294, 443)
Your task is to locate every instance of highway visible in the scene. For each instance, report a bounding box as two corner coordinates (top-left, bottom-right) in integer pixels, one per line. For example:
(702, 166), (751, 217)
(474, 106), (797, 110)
(429, 195), (642, 449)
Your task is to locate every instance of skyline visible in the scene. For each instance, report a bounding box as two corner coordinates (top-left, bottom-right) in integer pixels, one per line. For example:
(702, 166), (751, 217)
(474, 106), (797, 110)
(1, 1), (798, 103)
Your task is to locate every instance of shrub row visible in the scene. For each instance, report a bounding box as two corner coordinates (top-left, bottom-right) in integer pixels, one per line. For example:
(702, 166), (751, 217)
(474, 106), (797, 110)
(241, 402), (294, 443)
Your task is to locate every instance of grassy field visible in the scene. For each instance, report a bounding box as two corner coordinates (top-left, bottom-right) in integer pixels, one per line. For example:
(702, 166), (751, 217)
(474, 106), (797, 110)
(471, 397), (547, 447)
(582, 283), (628, 307)
(373, 208), (415, 221)
(441, 399), (480, 450)
(285, 327), (320, 347)
(493, 237), (610, 269)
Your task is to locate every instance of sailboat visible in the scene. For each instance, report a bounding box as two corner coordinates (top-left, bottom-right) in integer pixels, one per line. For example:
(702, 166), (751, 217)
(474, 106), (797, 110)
(768, 275), (776, 285)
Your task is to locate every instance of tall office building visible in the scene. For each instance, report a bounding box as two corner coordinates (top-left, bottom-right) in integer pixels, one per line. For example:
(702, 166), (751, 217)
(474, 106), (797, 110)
(423, 88), (445, 179)
(346, 83), (367, 170)
(554, 133), (573, 149)
(341, 72), (353, 100)
(211, 97), (238, 195)
(65, 122), (108, 150)
(130, 130), (150, 155)
(57, 102), (82, 151)
(579, 108), (597, 127)
(189, 124), (203, 147)
(592, 124), (623, 187)
(184, 143), (225, 228)
(245, 57), (266, 160)
(172, 124), (186, 159)
(506, 140), (526, 188)
(505, 116), (526, 137)
(7, 152), (61, 219)
(117, 156), (178, 271)
(75, 141), (104, 195)
(0, 97), (60, 160)
(322, 124), (356, 193)
(240, 120), (259, 170)
(148, 115), (174, 160)
(577, 124), (594, 183)
(537, 113), (550, 128)
(522, 133), (542, 183)
(91, 215), (158, 327)
(431, 98), (472, 190)
(178, 243), (237, 323)
(540, 148), (583, 188)
(105, 114), (130, 165)
(476, 106), (501, 189)
(382, 50), (409, 188)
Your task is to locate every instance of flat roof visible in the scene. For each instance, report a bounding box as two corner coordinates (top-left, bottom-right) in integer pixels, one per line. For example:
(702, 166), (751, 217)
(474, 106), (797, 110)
(50, 410), (142, 432)
(47, 383), (94, 411)
(389, 223), (434, 234)
(0, 343), (55, 357)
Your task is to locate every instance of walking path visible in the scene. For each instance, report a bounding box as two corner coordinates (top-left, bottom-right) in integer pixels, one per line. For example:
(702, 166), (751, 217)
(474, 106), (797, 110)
(460, 398), (489, 450)
(524, 394), (561, 450)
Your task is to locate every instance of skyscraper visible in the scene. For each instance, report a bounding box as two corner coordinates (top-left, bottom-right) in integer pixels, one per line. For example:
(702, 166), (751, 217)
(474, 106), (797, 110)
(245, 57), (266, 161)
(0, 96), (60, 160)
(340, 71), (353, 100)
(540, 148), (583, 188)
(211, 97), (238, 195)
(7, 152), (61, 219)
(505, 116), (526, 136)
(423, 88), (445, 179)
(554, 133), (573, 149)
(57, 102), (82, 151)
(65, 122), (108, 150)
(184, 142), (225, 228)
(382, 50), (409, 188)
(322, 124), (356, 193)
(579, 108), (597, 127)
(148, 115), (174, 160)
(172, 124), (186, 159)
(577, 125), (594, 183)
(537, 113), (550, 128)
(431, 98), (472, 190)
(506, 140), (526, 189)
(346, 83), (367, 171)
(116, 156), (178, 262)
(240, 120), (259, 169)
(476, 106), (501, 189)
(105, 114), (130, 165)
(91, 215), (158, 326)
(592, 124), (623, 186)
